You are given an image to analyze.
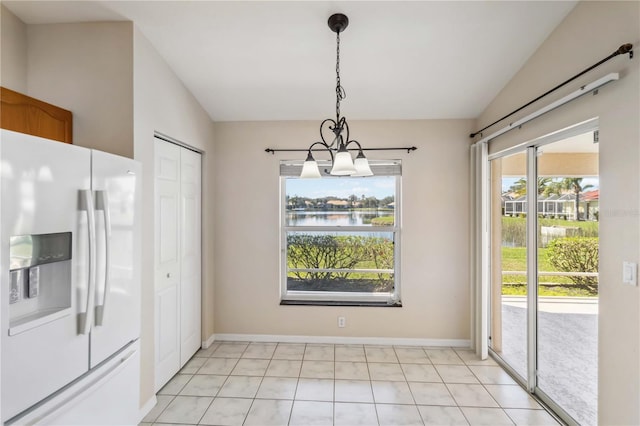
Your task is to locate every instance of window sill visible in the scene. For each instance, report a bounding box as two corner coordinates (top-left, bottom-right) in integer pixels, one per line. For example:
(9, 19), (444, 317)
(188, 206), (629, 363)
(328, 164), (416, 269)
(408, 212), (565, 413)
(280, 299), (402, 307)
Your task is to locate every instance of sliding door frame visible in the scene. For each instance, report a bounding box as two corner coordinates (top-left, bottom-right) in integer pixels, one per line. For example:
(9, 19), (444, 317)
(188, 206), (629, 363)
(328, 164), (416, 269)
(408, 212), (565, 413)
(525, 146), (539, 393)
(483, 118), (599, 426)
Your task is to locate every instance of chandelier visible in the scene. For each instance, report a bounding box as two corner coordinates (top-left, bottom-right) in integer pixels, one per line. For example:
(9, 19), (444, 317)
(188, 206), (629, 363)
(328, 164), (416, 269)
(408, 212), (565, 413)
(299, 13), (373, 179)
(264, 14), (417, 170)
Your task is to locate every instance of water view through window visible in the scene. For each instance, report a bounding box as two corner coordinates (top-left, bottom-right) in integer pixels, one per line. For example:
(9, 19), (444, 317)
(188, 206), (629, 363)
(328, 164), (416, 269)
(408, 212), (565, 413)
(282, 174), (400, 302)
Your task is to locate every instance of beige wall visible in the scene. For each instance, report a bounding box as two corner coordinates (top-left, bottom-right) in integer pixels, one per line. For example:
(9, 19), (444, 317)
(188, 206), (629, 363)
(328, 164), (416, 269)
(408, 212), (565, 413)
(0, 6), (27, 92)
(476, 2), (640, 423)
(213, 119), (472, 341)
(26, 22), (134, 158)
(132, 27), (215, 407)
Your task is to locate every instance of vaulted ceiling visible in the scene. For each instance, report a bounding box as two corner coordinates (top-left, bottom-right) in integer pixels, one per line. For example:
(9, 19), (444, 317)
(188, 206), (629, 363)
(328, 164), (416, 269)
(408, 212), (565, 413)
(4, 1), (577, 122)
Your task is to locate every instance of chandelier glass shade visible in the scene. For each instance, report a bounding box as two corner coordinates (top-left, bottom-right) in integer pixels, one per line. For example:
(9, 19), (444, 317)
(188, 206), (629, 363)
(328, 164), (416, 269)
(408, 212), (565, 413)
(300, 13), (373, 179)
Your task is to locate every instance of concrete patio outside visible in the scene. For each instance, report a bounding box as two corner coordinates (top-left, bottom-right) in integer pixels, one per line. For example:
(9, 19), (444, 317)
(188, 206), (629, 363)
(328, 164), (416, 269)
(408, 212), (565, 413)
(496, 296), (598, 426)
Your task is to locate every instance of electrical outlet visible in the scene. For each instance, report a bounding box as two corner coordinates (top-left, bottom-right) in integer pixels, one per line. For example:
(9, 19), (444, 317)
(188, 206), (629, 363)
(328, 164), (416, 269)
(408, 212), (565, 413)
(338, 316), (346, 328)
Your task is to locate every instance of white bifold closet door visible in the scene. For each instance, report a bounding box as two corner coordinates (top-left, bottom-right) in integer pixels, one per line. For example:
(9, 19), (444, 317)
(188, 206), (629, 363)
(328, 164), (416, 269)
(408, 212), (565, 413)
(154, 138), (202, 391)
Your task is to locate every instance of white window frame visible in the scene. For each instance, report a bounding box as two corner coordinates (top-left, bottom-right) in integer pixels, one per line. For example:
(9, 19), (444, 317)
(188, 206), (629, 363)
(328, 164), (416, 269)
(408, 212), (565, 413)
(279, 160), (402, 305)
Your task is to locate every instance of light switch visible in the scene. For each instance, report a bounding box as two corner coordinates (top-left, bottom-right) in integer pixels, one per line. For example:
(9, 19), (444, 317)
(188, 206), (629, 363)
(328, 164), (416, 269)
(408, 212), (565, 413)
(623, 261), (637, 286)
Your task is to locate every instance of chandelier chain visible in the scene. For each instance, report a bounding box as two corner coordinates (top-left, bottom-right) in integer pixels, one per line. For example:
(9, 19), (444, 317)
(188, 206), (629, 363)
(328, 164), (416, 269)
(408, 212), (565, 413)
(335, 30), (346, 123)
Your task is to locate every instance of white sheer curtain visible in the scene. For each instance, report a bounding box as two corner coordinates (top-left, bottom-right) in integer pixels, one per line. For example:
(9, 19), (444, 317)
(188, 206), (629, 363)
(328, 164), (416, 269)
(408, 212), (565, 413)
(470, 141), (489, 359)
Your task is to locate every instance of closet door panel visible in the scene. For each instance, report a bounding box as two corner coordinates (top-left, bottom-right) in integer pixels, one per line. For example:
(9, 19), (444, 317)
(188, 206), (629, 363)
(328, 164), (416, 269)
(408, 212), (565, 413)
(154, 139), (181, 390)
(179, 148), (202, 365)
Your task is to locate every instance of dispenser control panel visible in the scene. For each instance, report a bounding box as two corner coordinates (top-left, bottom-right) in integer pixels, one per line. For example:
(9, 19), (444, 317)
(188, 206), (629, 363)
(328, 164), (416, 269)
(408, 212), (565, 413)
(8, 232), (71, 304)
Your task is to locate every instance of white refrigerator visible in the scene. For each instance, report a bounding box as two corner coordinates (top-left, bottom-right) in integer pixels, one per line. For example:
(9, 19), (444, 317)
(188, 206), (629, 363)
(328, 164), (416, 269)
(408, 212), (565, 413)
(0, 129), (142, 425)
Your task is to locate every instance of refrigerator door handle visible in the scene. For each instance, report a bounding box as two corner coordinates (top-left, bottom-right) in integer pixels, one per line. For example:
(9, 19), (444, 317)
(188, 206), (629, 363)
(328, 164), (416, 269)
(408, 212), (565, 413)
(78, 189), (96, 335)
(94, 190), (111, 326)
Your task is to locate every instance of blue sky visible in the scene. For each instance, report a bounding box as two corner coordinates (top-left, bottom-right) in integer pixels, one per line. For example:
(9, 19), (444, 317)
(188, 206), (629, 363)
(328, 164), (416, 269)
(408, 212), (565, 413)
(286, 176), (395, 199)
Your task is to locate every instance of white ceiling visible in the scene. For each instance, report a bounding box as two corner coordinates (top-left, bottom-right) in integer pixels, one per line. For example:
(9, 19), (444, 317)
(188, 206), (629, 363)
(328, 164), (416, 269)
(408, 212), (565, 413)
(3, 1), (577, 122)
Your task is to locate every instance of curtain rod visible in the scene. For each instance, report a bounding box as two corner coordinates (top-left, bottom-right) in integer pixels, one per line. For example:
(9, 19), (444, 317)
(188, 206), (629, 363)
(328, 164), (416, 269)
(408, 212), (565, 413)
(265, 147), (417, 154)
(469, 43), (633, 139)
(473, 73), (618, 147)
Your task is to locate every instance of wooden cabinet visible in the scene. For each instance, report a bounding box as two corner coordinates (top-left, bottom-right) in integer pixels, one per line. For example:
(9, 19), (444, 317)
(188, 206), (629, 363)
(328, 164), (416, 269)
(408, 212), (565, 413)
(1, 87), (72, 144)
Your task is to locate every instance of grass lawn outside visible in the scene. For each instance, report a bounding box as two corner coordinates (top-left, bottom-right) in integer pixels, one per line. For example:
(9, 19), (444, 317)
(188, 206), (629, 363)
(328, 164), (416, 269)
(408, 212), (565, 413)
(501, 246), (598, 297)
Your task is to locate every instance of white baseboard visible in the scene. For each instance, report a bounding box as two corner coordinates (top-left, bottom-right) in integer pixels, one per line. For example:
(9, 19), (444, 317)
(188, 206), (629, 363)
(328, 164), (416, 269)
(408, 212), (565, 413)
(202, 333), (216, 349)
(138, 395), (158, 424)
(213, 333), (471, 348)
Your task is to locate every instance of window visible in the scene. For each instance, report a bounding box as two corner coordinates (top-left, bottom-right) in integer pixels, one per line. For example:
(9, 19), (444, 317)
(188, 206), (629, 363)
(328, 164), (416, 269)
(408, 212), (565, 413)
(280, 160), (401, 306)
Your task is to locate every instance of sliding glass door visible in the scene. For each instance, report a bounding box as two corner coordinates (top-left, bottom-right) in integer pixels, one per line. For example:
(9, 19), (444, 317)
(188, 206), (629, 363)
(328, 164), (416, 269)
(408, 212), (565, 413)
(489, 152), (528, 381)
(535, 133), (599, 425)
(488, 126), (599, 426)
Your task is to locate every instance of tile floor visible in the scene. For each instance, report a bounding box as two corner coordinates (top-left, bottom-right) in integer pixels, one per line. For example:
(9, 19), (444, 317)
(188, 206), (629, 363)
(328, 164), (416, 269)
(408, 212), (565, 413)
(140, 341), (560, 426)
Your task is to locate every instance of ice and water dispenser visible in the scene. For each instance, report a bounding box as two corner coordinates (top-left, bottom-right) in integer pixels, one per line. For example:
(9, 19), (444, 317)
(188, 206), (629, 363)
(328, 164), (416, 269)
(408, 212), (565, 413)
(8, 232), (72, 335)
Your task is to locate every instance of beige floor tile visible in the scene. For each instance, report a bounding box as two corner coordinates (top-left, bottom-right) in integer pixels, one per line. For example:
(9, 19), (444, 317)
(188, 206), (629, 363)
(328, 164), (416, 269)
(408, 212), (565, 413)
(244, 399), (293, 426)
(447, 384), (499, 407)
(155, 395), (213, 424)
(469, 366), (517, 385)
(394, 347), (431, 364)
(265, 359), (302, 377)
(230, 358), (270, 376)
(256, 377), (298, 399)
(295, 378), (334, 401)
(179, 356), (206, 374)
(435, 365), (480, 384)
(334, 402), (378, 426)
(199, 397), (252, 426)
(371, 380), (414, 404)
(180, 374), (226, 397)
(289, 401), (333, 426)
(300, 360), (334, 379)
(459, 407), (514, 425)
(504, 408), (560, 425)
(149, 341), (564, 426)
(273, 343), (306, 360)
(212, 343), (248, 358)
(425, 348), (465, 365)
(484, 385), (542, 409)
(376, 403), (423, 426)
(408, 382), (456, 406)
(334, 379), (374, 403)
(198, 357), (238, 375)
(217, 376), (262, 398)
(304, 344), (335, 361)
(402, 363), (442, 382)
(158, 374), (192, 396)
(335, 345), (366, 362)
(335, 361), (370, 380)
(418, 405), (469, 425)
(369, 362), (406, 381)
(365, 346), (399, 363)
(242, 342), (277, 359)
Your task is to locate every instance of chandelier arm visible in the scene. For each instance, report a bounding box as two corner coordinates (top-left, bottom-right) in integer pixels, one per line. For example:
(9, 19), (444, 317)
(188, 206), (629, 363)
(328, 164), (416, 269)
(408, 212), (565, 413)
(344, 140), (363, 151)
(320, 118), (339, 147)
(308, 141), (335, 163)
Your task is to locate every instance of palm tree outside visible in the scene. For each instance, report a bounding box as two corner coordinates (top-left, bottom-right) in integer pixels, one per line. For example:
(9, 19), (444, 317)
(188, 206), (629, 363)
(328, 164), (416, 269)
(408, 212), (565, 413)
(559, 178), (594, 221)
